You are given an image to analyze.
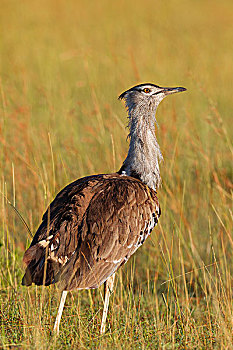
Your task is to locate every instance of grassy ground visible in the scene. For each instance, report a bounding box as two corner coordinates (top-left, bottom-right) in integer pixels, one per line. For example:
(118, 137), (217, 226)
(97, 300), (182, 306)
(0, 0), (232, 348)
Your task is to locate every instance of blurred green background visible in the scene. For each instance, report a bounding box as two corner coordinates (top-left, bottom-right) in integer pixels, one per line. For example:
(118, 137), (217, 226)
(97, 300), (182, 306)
(0, 0), (232, 348)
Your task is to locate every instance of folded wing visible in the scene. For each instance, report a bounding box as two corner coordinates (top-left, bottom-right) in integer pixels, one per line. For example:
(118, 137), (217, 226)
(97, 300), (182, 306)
(22, 174), (160, 290)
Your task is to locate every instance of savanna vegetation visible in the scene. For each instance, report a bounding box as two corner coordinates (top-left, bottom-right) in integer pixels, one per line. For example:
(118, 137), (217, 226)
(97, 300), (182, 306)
(0, 0), (232, 348)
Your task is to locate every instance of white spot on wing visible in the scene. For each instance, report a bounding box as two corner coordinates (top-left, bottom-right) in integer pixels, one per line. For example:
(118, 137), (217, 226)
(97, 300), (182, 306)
(38, 240), (49, 248)
(113, 258), (122, 264)
(106, 258), (122, 264)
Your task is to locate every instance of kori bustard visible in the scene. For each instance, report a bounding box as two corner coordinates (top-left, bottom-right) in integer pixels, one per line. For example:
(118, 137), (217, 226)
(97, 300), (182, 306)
(22, 83), (186, 334)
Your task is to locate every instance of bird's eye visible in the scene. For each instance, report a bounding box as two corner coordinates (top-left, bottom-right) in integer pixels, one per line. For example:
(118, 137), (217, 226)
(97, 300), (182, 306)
(143, 88), (151, 93)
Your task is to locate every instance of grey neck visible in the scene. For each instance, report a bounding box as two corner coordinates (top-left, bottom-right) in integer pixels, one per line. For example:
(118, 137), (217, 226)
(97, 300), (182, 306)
(119, 103), (163, 191)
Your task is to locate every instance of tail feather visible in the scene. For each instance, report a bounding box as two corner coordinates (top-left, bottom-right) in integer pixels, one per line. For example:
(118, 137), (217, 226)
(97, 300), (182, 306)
(22, 243), (60, 286)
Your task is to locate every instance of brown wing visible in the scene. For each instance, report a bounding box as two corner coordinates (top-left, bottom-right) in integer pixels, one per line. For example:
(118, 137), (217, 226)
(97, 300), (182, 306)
(22, 174), (105, 286)
(22, 173), (160, 291)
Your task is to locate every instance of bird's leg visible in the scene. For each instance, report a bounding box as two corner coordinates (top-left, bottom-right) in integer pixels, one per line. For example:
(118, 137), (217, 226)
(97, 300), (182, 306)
(53, 290), (68, 335)
(100, 273), (115, 334)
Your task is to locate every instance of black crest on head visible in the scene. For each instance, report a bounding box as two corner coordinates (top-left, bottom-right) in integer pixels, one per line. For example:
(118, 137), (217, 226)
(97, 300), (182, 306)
(118, 83), (161, 100)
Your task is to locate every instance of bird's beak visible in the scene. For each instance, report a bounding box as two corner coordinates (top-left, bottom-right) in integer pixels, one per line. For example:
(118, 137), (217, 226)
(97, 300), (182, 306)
(162, 87), (187, 95)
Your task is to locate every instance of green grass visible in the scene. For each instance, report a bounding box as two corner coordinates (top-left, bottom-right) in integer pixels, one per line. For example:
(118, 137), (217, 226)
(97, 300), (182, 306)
(0, 0), (232, 348)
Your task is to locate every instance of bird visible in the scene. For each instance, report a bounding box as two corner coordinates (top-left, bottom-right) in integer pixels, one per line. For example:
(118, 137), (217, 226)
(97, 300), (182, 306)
(22, 83), (186, 334)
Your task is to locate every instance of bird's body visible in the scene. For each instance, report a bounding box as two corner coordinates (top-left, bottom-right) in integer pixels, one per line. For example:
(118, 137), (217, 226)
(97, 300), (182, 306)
(22, 82), (186, 333)
(22, 173), (160, 290)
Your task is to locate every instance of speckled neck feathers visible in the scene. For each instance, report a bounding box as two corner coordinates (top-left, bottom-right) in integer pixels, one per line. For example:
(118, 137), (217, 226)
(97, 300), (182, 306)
(119, 95), (163, 191)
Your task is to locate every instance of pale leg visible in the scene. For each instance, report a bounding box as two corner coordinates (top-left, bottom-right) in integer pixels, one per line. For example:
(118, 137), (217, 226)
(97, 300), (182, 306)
(53, 291), (68, 335)
(100, 273), (115, 334)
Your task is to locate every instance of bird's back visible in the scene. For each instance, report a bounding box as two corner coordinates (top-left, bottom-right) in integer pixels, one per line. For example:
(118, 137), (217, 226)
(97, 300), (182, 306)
(22, 173), (160, 291)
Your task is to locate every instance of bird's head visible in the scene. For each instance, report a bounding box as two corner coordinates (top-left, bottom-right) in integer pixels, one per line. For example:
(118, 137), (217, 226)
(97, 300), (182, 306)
(119, 83), (186, 117)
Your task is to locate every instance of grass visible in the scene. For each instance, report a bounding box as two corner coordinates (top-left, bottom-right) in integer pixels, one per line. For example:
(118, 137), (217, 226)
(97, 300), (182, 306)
(0, 0), (232, 348)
